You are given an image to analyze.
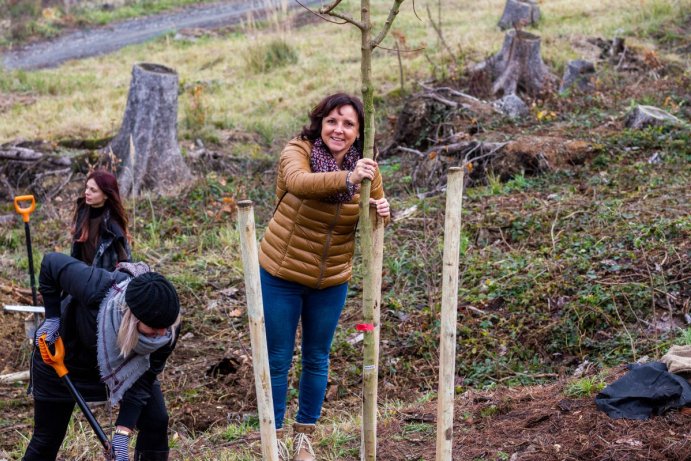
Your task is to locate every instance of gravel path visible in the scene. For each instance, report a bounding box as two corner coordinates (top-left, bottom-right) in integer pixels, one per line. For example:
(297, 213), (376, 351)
(1, 0), (321, 71)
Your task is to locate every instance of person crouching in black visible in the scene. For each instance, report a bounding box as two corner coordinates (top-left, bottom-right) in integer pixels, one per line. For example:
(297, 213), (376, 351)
(23, 252), (182, 461)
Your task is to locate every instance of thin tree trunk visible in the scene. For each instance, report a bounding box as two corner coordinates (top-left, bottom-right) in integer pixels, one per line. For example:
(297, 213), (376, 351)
(361, 206), (384, 461)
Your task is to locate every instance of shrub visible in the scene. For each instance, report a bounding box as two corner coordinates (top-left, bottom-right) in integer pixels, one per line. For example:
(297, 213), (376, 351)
(244, 38), (298, 74)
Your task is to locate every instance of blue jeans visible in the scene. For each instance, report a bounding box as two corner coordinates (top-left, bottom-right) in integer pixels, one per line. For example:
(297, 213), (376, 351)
(260, 267), (347, 428)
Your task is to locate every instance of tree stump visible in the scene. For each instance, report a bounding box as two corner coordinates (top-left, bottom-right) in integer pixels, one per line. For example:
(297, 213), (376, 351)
(624, 105), (684, 130)
(498, 0), (540, 31)
(559, 60), (596, 94)
(108, 63), (191, 197)
(493, 94), (529, 119)
(475, 30), (557, 97)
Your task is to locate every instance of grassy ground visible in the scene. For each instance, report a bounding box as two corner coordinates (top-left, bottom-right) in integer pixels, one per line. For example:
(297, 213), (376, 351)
(1, 0), (688, 143)
(0, 0), (690, 459)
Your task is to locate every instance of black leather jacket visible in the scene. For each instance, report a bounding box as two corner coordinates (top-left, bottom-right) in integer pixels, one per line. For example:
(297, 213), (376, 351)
(71, 206), (131, 271)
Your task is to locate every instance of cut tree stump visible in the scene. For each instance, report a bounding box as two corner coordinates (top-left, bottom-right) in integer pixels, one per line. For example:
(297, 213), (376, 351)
(493, 94), (529, 119)
(108, 63), (192, 197)
(624, 105), (684, 130)
(559, 59), (596, 94)
(474, 30), (557, 98)
(498, 0), (540, 31)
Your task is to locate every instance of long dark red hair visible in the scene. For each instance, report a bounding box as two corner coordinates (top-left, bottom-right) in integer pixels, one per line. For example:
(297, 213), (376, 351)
(72, 170), (130, 243)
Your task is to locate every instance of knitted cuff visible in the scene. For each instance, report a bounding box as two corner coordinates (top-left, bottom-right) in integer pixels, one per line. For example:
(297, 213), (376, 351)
(112, 432), (130, 461)
(116, 261), (151, 278)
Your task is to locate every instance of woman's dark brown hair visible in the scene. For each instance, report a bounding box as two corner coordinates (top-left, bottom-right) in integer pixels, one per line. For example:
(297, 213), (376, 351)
(72, 170), (130, 242)
(300, 92), (365, 152)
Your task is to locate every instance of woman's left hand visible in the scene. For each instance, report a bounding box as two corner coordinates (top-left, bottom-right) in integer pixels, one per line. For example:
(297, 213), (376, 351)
(370, 198), (390, 218)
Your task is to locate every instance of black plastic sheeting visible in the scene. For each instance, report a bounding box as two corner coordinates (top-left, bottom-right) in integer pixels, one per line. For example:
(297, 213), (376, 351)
(595, 362), (691, 420)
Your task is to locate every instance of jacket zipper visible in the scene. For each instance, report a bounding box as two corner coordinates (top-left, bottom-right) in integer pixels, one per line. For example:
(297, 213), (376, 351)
(316, 202), (341, 288)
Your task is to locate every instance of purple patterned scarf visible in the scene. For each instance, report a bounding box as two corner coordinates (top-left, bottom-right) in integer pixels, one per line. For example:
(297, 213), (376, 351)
(310, 138), (361, 203)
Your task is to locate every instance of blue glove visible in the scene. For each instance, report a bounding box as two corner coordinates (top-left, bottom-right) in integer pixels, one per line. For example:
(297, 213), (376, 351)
(111, 432), (130, 461)
(35, 317), (60, 344)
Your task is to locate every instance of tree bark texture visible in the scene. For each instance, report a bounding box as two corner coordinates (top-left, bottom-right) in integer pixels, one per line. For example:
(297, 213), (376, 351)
(412, 136), (594, 190)
(108, 63), (191, 197)
(624, 105), (684, 130)
(476, 30), (556, 97)
(498, 0), (540, 30)
(559, 59), (596, 94)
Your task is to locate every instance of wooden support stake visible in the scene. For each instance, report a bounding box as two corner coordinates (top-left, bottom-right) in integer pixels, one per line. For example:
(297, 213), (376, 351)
(361, 206), (385, 461)
(435, 167), (465, 461)
(237, 200), (279, 461)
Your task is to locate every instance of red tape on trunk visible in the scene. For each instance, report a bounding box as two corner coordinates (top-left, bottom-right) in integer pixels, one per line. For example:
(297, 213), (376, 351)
(356, 323), (375, 332)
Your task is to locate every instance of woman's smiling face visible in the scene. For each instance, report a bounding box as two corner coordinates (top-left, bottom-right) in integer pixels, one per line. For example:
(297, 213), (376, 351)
(320, 104), (359, 159)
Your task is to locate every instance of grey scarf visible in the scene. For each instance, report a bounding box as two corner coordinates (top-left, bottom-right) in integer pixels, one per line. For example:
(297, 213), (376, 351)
(97, 279), (172, 405)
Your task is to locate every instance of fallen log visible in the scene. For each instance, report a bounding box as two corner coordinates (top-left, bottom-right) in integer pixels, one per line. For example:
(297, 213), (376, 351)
(0, 370), (30, 383)
(0, 146), (43, 161)
(411, 136), (594, 189)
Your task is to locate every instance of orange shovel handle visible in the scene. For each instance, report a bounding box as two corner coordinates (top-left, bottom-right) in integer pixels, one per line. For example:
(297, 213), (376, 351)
(14, 195), (36, 223)
(38, 335), (68, 378)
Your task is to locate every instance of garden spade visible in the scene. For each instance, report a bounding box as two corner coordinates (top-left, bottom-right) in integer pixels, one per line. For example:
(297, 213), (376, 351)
(38, 335), (115, 460)
(13, 195), (40, 335)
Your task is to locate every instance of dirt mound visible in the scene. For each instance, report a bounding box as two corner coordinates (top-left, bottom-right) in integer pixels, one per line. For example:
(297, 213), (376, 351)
(378, 371), (691, 460)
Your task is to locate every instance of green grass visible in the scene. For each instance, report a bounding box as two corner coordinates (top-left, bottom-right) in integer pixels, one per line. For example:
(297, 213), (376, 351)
(564, 375), (607, 397)
(676, 328), (691, 346)
(2, 0), (689, 142)
(0, 0), (690, 457)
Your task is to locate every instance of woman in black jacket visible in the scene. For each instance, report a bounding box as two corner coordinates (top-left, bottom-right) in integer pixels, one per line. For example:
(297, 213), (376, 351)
(71, 170), (131, 271)
(23, 253), (181, 461)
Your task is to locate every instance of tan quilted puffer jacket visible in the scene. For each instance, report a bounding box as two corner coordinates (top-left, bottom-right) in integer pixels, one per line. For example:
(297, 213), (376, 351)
(259, 138), (386, 289)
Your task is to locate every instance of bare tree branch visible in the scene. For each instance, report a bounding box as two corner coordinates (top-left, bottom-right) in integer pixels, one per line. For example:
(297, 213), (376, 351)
(325, 10), (363, 29)
(295, 0), (347, 25)
(372, 0), (405, 48)
(373, 43), (425, 53)
(425, 4), (457, 63)
(411, 0), (422, 21)
(396, 146), (425, 158)
(419, 83), (483, 103)
(422, 92), (458, 108)
(318, 0), (345, 15)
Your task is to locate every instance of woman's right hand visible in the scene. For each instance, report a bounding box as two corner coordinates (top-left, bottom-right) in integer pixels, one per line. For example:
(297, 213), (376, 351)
(350, 159), (379, 185)
(35, 317), (60, 345)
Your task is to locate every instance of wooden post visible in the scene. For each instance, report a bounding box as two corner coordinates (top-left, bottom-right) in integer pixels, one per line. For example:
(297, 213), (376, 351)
(361, 206), (385, 460)
(237, 200), (279, 461)
(435, 167), (465, 461)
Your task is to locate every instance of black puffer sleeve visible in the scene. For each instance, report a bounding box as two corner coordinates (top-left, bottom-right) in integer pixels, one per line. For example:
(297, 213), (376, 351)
(38, 252), (128, 318)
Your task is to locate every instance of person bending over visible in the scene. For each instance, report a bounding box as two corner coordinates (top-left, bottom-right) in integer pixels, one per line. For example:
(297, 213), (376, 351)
(23, 253), (181, 461)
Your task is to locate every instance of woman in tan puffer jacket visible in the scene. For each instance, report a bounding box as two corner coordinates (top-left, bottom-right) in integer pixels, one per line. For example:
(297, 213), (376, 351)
(259, 92), (389, 461)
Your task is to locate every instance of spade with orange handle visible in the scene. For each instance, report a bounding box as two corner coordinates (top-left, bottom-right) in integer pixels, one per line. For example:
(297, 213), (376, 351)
(14, 195), (38, 307)
(38, 334), (115, 460)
